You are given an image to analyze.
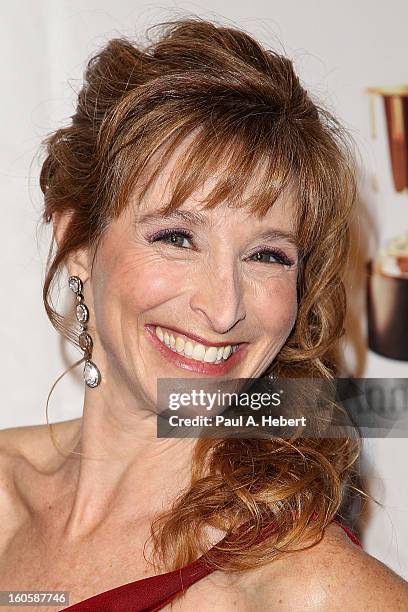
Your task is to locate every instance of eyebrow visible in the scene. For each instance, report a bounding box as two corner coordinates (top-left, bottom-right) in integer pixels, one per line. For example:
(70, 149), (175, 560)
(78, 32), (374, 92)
(138, 209), (299, 249)
(138, 209), (213, 227)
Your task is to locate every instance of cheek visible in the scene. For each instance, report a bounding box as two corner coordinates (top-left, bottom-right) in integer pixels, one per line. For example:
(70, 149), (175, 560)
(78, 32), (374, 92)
(254, 278), (298, 335)
(130, 266), (182, 312)
(97, 253), (187, 317)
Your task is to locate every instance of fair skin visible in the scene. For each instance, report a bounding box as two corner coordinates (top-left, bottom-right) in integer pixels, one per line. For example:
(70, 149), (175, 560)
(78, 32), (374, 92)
(1, 141), (408, 611)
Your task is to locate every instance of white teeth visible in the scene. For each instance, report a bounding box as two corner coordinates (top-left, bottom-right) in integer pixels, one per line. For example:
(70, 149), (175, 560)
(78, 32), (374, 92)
(222, 345), (232, 359)
(154, 326), (239, 365)
(184, 340), (193, 357)
(192, 343), (206, 361)
(204, 346), (218, 363)
(175, 337), (185, 353)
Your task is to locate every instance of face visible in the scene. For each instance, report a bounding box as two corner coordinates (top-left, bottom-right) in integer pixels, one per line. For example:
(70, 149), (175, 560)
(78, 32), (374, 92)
(74, 144), (300, 414)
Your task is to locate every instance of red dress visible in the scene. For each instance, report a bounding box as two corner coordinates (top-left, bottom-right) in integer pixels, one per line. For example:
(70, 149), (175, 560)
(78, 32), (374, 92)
(60, 519), (362, 611)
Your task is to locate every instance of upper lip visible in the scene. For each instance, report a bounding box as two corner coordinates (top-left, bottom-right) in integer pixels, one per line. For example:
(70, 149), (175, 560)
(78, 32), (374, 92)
(146, 324), (244, 348)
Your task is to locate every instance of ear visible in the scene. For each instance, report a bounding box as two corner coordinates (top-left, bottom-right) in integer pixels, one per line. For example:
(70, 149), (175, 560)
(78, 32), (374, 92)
(52, 210), (90, 281)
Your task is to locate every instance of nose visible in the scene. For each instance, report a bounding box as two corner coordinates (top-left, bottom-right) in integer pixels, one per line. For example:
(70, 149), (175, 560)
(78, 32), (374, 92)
(189, 260), (246, 335)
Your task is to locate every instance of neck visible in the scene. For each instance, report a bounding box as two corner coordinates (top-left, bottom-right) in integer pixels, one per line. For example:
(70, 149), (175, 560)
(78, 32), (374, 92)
(54, 380), (196, 541)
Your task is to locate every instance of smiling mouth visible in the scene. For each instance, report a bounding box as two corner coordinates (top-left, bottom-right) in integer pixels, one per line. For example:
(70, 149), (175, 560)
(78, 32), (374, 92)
(153, 325), (240, 365)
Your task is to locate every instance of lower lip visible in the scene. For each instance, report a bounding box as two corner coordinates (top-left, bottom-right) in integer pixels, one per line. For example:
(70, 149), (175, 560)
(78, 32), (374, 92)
(144, 325), (248, 375)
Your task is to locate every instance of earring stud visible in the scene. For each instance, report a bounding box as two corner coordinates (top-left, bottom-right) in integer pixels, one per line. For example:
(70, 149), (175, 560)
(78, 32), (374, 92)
(68, 275), (101, 388)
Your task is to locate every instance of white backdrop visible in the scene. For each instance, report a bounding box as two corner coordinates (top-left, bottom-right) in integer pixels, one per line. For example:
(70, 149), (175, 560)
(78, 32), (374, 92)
(1, 0), (407, 580)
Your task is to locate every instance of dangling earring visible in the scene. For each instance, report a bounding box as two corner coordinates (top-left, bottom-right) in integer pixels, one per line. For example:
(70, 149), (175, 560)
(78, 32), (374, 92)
(68, 275), (101, 388)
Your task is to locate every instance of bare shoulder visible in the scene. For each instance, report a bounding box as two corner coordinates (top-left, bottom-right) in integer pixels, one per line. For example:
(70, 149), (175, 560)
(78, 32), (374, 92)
(0, 419), (82, 551)
(0, 418), (82, 470)
(250, 522), (408, 611)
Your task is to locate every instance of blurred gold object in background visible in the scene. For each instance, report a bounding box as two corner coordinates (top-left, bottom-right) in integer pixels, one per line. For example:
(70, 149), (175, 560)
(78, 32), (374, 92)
(367, 85), (408, 193)
(366, 86), (408, 360)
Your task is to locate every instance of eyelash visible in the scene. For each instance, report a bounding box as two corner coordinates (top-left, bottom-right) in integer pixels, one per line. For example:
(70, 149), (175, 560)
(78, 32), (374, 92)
(147, 228), (295, 267)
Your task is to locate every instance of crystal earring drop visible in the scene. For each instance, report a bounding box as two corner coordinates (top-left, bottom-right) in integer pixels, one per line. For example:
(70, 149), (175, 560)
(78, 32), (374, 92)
(68, 275), (101, 388)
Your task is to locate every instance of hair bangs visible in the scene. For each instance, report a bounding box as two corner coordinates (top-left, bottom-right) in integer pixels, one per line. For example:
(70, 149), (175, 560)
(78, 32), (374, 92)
(132, 119), (297, 226)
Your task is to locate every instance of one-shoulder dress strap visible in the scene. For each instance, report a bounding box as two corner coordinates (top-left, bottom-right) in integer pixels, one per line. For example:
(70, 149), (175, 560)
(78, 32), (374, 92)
(60, 519), (362, 611)
(60, 555), (215, 612)
(332, 518), (363, 548)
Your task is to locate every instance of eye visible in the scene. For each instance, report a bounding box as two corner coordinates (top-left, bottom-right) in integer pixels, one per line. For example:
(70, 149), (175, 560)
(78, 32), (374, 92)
(249, 248), (295, 267)
(147, 229), (296, 267)
(148, 228), (194, 249)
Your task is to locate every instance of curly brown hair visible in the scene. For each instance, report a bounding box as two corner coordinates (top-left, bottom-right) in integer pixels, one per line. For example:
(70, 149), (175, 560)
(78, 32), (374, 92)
(39, 17), (367, 575)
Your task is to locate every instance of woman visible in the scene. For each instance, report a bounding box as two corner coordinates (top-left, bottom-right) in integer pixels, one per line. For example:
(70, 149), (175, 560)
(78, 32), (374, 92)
(1, 17), (407, 611)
